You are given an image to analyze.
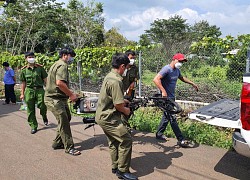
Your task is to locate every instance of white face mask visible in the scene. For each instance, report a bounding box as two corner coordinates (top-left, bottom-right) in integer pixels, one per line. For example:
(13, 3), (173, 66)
(122, 68), (128, 76)
(129, 59), (135, 65)
(27, 58), (35, 64)
(67, 57), (74, 64)
(175, 62), (182, 69)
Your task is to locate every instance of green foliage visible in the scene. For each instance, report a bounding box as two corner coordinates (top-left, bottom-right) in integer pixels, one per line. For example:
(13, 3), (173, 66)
(0, 0), (66, 54)
(141, 70), (156, 86)
(64, 0), (105, 48)
(130, 108), (233, 149)
(179, 119), (232, 149)
(141, 44), (168, 73)
(0, 0), (108, 54)
(139, 34), (151, 46)
(208, 66), (227, 82)
(145, 15), (191, 54)
(129, 107), (162, 132)
(190, 20), (222, 41)
(0, 45), (148, 81)
(104, 27), (136, 47)
(190, 34), (250, 82)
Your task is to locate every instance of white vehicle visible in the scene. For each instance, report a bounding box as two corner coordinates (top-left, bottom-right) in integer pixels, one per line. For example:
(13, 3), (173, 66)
(188, 73), (250, 158)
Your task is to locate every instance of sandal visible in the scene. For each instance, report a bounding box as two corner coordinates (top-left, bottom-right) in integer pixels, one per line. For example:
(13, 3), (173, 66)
(66, 148), (81, 156)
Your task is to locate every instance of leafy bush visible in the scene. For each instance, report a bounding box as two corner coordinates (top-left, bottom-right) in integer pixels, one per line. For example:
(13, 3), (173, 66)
(130, 107), (233, 149)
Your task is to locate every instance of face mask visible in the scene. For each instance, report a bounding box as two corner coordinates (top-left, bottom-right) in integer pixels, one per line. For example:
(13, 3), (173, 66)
(129, 59), (135, 65)
(175, 62), (182, 69)
(27, 58), (35, 64)
(122, 69), (128, 76)
(67, 57), (74, 65)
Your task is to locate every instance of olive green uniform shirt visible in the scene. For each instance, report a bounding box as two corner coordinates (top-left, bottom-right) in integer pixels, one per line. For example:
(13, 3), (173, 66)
(122, 65), (139, 91)
(45, 59), (69, 99)
(95, 69), (125, 122)
(20, 65), (47, 87)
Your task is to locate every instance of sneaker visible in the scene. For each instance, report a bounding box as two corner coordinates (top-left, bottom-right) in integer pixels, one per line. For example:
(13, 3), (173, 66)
(156, 134), (168, 141)
(177, 139), (189, 148)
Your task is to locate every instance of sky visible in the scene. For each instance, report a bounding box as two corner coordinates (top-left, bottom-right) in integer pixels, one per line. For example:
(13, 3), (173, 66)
(59, 0), (249, 41)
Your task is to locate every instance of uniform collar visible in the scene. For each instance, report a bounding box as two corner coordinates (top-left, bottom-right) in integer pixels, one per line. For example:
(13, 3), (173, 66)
(111, 69), (123, 80)
(59, 59), (68, 64)
(27, 64), (37, 69)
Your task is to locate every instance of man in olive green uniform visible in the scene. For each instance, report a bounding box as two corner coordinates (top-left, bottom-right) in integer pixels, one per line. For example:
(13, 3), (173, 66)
(20, 52), (48, 134)
(122, 50), (139, 99)
(44, 47), (81, 156)
(95, 53), (138, 180)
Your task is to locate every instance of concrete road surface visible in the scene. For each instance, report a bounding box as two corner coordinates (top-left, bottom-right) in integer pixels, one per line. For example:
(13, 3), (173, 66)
(0, 100), (249, 180)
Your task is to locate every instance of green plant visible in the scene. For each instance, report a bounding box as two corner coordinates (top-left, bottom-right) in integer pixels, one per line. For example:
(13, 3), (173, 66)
(141, 70), (156, 86)
(130, 107), (233, 149)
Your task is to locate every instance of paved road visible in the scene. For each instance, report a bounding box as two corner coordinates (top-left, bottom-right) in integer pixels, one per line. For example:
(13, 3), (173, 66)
(0, 100), (249, 180)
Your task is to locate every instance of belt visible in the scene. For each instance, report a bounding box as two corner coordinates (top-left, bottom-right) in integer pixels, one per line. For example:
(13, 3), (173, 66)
(27, 86), (43, 90)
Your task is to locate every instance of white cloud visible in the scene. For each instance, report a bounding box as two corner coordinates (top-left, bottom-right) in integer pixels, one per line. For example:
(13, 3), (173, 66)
(58, 0), (250, 41)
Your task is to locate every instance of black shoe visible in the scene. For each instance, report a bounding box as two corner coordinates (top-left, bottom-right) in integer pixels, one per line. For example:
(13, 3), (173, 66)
(156, 134), (168, 141)
(112, 168), (117, 174)
(52, 143), (64, 150)
(116, 170), (138, 180)
(43, 118), (48, 126)
(31, 129), (37, 134)
(177, 139), (190, 148)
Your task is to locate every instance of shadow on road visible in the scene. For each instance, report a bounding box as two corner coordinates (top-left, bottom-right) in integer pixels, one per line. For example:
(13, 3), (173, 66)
(131, 151), (183, 177)
(214, 151), (250, 180)
(74, 129), (200, 178)
(131, 131), (200, 177)
(75, 134), (108, 151)
(0, 100), (21, 117)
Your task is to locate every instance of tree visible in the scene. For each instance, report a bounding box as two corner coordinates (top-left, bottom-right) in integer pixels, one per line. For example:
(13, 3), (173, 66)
(104, 27), (136, 47)
(61, 0), (105, 48)
(190, 20), (222, 41)
(0, 0), (65, 54)
(139, 34), (151, 46)
(143, 15), (191, 56)
(0, 0), (16, 7)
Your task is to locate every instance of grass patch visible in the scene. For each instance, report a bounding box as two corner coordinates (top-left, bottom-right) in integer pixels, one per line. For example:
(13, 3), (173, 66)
(142, 70), (156, 86)
(130, 107), (233, 149)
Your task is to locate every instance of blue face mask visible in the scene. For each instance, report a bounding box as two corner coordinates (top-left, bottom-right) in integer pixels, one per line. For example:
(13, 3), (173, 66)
(67, 57), (74, 65)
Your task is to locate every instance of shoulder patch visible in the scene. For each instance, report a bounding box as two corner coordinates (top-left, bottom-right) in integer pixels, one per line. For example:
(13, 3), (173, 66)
(35, 63), (43, 67)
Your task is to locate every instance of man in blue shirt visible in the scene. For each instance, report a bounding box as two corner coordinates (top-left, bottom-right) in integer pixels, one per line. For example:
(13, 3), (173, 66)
(2, 62), (16, 105)
(153, 53), (198, 147)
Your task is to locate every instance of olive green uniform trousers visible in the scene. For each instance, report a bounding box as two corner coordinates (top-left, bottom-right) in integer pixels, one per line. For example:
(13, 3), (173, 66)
(45, 98), (74, 152)
(97, 119), (132, 173)
(25, 87), (47, 130)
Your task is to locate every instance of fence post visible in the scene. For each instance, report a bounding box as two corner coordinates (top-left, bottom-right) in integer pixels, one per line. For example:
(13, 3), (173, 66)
(138, 51), (142, 97)
(246, 46), (250, 73)
(77, 60), (82, 92)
